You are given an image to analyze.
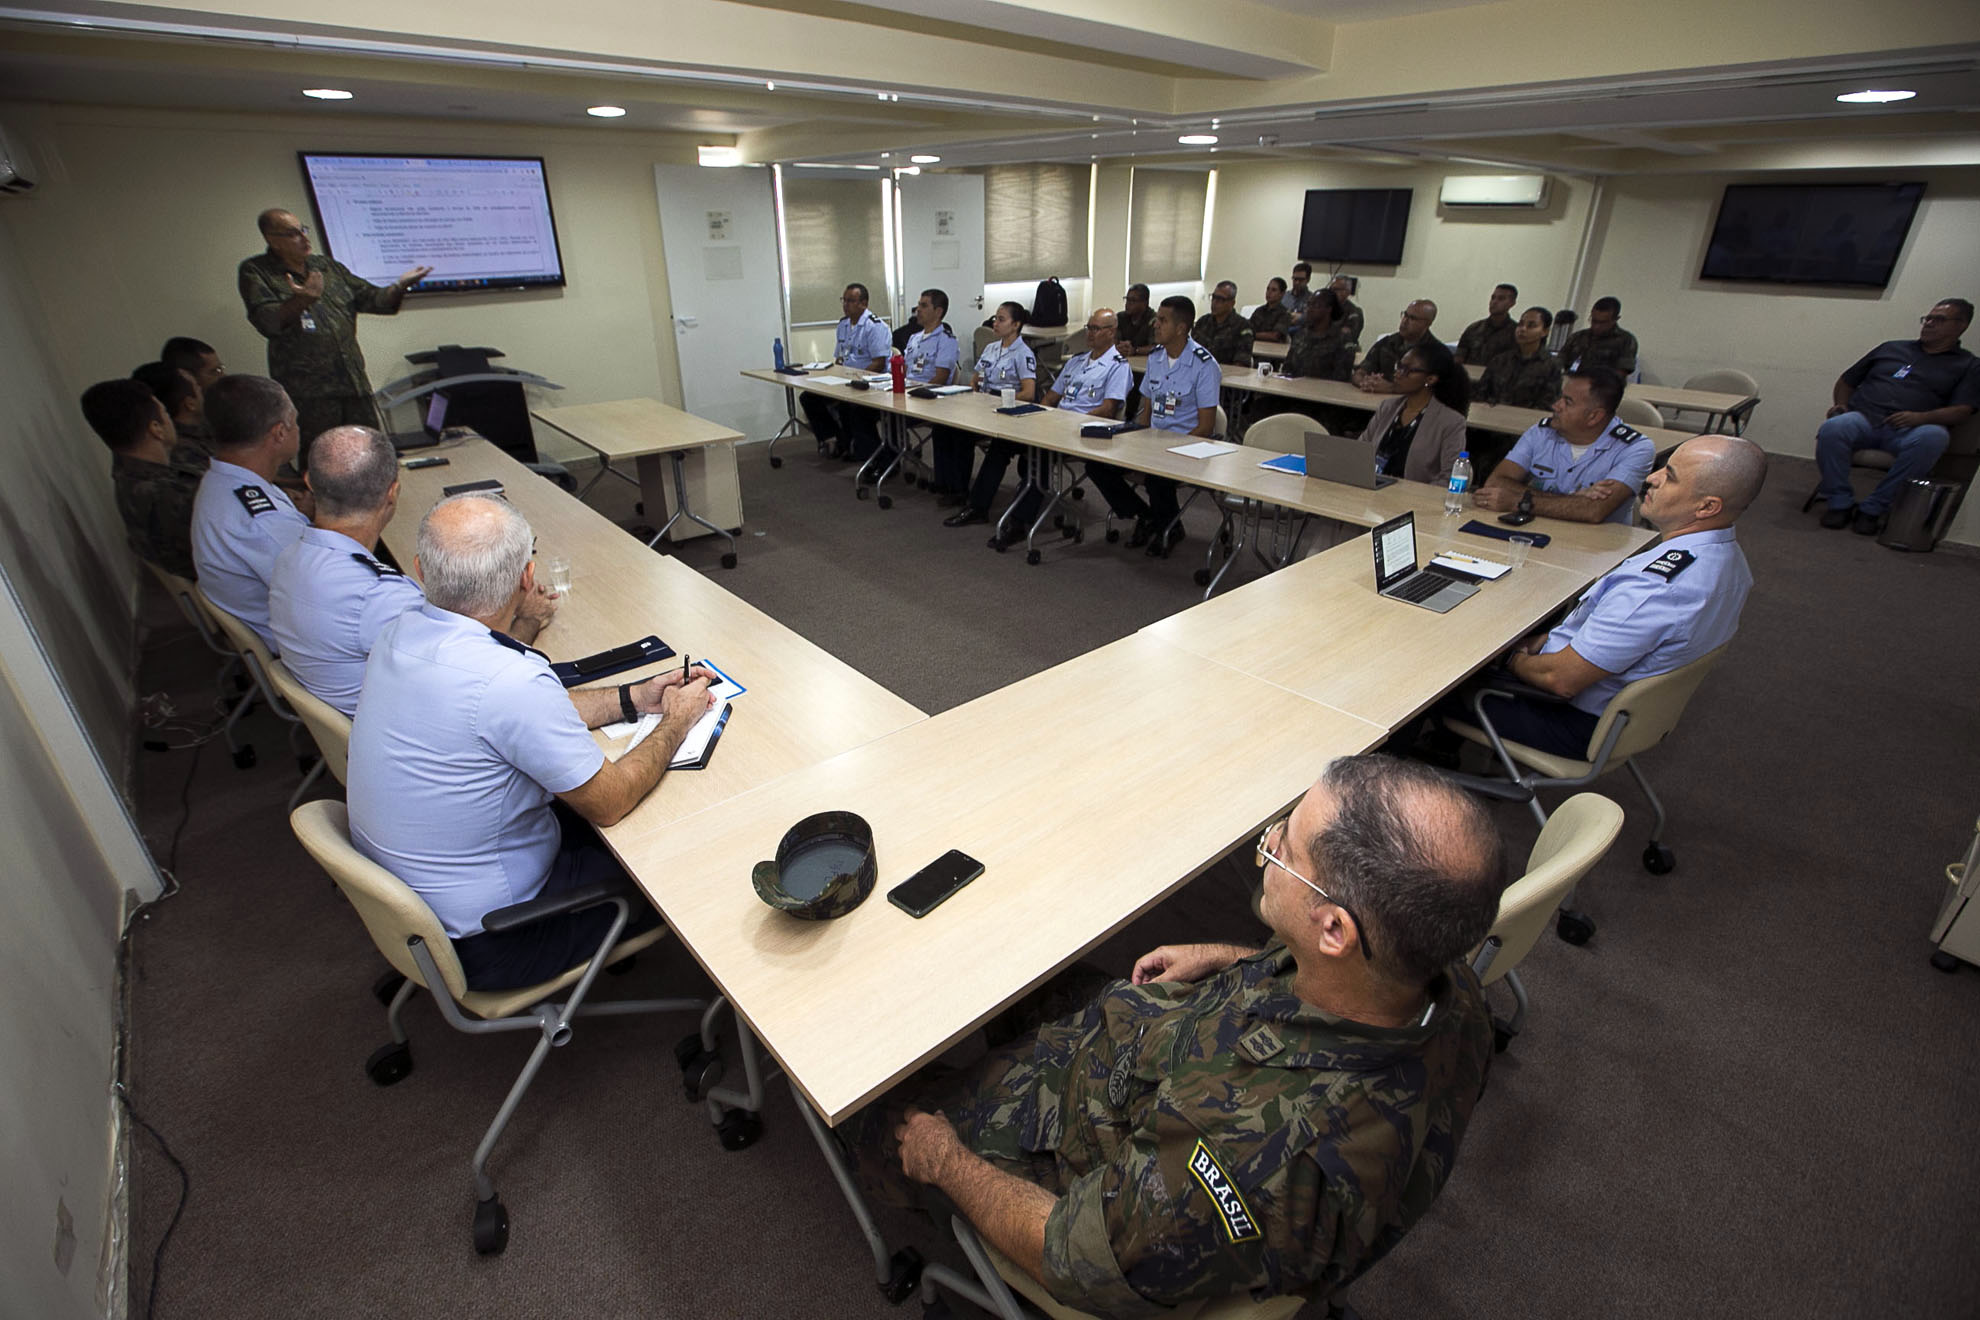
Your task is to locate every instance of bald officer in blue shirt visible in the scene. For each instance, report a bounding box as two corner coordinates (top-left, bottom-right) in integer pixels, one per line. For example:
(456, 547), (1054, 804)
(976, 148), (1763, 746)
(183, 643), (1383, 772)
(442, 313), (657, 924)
(1089, 295), (1221, 556)
(1429, 434), (1765, 758)
(801, 282), (892, 461)
(190, 373), (310, 648)
(347, 493), (717, 990)
(1473, 367), (1654, 525)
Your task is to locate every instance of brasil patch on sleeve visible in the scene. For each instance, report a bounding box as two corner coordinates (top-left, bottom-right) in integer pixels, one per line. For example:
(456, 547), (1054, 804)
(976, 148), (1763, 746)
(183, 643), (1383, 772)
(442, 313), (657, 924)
(1187, 1140), (1260, 1243)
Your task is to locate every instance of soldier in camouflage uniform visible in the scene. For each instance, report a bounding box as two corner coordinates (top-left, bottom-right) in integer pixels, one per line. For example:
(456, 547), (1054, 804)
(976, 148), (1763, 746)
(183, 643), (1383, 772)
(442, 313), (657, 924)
(1117, 284), (1157, 358)
(237, 208), (432, 458)
(1454, 284), (1520, 366)
(1192, 282), (1255, 367)
(1281, 291), (1356, 382)
(1353, 300), (1438, 395)
(1558, 295), (1640, 376)
(848, 755), (1505, 1317)
(82, 378), (208, 579)
(1477, 306), (1565, 410)
(1249, 278), (1294, 343)
(1328, 276), (1366, 348)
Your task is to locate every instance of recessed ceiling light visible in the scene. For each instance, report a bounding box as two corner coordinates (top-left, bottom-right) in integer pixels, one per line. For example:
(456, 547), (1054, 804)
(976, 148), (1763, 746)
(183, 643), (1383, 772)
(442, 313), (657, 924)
(302, 88), (352, 100)
(1178, 134), (1218, 146)
(1836, 89), (1916, 104)
(587, 105), (627, 118)
(698, 145), (743, 167)
(910, 154), (940, 164)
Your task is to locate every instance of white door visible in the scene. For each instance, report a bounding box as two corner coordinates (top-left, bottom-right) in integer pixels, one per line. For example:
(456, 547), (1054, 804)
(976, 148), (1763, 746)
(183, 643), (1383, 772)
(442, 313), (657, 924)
(895, 173), (986, 338)
(653, 164), (787, 441)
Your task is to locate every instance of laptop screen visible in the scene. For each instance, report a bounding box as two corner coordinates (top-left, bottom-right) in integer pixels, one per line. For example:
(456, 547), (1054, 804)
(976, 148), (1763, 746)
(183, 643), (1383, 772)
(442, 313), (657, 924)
(1372, 512), (1417, 589)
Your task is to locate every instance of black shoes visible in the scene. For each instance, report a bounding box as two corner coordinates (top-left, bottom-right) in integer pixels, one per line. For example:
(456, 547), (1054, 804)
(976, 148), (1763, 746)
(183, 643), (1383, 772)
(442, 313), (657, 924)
(1852, 509), (1886, 537)
(1819, 505), (1853, 530)
(943, 508), (989, 528)
(1125, 516), (1155, 549)
(1145, 523), (1186, 557)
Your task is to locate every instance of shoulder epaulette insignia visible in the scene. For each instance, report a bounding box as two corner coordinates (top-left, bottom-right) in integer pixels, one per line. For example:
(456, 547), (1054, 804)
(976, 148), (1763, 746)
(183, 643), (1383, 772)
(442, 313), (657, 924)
(1611, 421), (1646, 443)
(350, 552), (403, 578)
(1192, 345), (1215, 362)
(487, 629), (549, 660)
(234, 484), (277, 516)
(1642, 548), (1696, 581)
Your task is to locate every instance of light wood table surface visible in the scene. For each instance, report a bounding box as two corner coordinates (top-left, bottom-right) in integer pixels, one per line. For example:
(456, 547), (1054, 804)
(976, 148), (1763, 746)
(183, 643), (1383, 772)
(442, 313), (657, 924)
(607, 632), (1385, 1124)
(384, 439), (925, 836)
(741, 368), (1651, 578)
(532, 398), (745, 552)
(1142, 536), (1602, 731)
(1215, 365), (1701, 448)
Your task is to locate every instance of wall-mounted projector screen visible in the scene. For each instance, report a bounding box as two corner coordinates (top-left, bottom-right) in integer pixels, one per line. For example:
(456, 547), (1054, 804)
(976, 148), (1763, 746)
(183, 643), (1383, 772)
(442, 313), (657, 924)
(1700, 182), (1924, 288)
(298, 153), (567, 293)
(1298, 188), (1413, 267)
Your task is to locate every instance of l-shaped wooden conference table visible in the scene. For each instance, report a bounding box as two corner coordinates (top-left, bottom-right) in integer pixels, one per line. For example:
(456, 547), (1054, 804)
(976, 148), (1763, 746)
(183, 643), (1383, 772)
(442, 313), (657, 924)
(383, 392), (1650, 1129)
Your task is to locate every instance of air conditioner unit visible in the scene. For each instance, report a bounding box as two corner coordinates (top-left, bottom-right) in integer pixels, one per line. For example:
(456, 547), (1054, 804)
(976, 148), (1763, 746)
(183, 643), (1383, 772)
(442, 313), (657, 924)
(1439, 174), (1549, 208)
(0, 123), (37, 195)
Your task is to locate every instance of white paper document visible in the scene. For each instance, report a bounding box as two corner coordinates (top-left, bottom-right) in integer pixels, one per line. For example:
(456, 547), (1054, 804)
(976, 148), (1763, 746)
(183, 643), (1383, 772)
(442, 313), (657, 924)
(927, 384), (972, 395)
(1167, 440), (1239, 460)
(600, 662), (746, 765)
(808, 375), (851, 387)
(802, 361), (833, 369)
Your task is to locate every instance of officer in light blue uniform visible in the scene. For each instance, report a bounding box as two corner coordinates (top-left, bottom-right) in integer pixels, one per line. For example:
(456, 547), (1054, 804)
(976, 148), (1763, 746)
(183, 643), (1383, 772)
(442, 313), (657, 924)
(1479, 368), (1652, 526)
(940, 302), (1038, 529)
(1416, 433), (1765, 760)
(266, 425), (428, 714)
(189, 376), (311, 649)
(269, 528), (424, 715)
(1109, 295), (1223, 555)
(801, 282), (891, 460)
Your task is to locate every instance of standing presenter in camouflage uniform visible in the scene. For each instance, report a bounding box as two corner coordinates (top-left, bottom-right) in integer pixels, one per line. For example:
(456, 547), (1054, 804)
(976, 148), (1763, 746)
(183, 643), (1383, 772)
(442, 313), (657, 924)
(850, 755), (1506, 1316)
(238, 208), (431, 460)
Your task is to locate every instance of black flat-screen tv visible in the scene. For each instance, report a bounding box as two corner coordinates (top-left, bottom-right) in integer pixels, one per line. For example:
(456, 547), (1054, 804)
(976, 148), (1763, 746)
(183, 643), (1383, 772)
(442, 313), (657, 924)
(1298, 189), (1412, 266)
(298, 153), (567, 294)
(1700, 182), (1924, 288)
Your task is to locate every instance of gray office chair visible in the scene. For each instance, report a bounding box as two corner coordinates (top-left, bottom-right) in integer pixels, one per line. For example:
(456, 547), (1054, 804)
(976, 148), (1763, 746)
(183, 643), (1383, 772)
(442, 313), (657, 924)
(1441, 642), (1730, 945)
(192, 585), (326, 794)
(1798, 410), (1980, 518)
(1196, 411), (1319, 598)
(1468, 793), (1624, 1050)
(289, 800), (708, 1255)
(1681, 369), (1760, 435)
(1614, 395), (1666, 431)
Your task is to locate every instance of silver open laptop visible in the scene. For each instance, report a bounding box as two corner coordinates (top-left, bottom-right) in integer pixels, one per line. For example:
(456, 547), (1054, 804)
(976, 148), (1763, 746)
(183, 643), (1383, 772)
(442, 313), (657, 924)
(1305, 431), (1397, 489)
(1371, 512), (1479, 613)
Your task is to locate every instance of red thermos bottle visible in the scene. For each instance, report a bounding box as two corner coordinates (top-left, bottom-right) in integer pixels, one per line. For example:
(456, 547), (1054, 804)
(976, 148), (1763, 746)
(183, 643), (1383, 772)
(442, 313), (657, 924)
(890, 352), (906, 393)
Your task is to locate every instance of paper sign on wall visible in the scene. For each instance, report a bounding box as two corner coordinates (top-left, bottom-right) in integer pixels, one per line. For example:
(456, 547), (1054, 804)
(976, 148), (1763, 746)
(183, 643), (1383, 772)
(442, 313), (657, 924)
(707, 210), (733, 241)
(935, 209), (954, 236)
(704, 246), (744, 281)
(930, 239), (960, 271)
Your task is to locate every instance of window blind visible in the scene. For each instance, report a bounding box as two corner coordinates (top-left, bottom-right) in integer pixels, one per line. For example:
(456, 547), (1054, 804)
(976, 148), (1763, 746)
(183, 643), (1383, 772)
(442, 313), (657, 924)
(782, 176), (886, 324)
(1129, 169), (1209, 286)
(982, 163), (1091, 283)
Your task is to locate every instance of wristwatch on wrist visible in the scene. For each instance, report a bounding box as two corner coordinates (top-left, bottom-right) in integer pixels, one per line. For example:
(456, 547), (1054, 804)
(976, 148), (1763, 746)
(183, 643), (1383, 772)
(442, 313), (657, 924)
(618, 683), (638, 723)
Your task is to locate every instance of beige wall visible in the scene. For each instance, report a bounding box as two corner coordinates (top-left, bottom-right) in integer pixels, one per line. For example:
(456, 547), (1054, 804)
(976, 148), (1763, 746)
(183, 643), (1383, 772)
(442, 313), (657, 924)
(0, 100), (703, 464)
(1208, 160), (1980, 545)
(0, 214), (159, 1320)
(1579, 168), (1980, 543)
(1205, 160), (1597, 347)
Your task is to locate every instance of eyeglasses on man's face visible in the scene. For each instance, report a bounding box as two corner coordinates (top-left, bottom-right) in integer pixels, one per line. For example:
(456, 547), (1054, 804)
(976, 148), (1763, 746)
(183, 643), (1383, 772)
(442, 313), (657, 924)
(269, 224), (309, 239)
(1256, 818), (1373, 960)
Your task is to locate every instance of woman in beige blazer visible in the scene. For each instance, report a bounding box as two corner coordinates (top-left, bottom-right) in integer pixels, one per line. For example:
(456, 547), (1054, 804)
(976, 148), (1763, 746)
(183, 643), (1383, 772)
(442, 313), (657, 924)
(1358, 339), (1473, 485)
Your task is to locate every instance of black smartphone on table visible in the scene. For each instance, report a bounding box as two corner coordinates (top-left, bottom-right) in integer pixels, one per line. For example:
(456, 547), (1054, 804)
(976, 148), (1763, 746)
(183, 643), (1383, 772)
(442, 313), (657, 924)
(887, 850), (985, 918)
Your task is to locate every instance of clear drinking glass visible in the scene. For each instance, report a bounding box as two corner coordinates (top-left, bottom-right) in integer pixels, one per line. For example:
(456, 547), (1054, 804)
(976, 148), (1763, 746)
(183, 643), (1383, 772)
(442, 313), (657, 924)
(1507, 535), (1534, 570)
(543, 556), (573, 594)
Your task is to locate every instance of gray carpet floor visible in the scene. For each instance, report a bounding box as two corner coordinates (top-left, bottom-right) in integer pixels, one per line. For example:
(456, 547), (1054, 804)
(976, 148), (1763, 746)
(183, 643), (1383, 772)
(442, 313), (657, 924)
(122, 440), (1980, 1318)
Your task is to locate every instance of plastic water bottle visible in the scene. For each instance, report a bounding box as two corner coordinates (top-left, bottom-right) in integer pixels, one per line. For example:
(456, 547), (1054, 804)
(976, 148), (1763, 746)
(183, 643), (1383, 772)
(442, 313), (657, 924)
(1445, 451), (1472, 516)
(772, 337), (786, 370)
(889, 352), (906, 393)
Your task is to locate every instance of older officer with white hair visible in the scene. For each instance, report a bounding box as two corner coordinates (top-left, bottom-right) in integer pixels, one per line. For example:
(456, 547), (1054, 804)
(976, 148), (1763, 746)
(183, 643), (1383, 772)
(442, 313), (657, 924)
(346, 493), (714, 990)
